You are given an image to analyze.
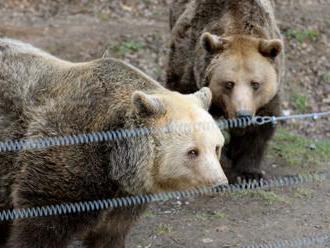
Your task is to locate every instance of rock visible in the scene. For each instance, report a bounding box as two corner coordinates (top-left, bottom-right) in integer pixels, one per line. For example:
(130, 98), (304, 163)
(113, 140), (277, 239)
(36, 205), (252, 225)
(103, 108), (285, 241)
(202, 238), (214, 244)
(307, 143), (317, 150)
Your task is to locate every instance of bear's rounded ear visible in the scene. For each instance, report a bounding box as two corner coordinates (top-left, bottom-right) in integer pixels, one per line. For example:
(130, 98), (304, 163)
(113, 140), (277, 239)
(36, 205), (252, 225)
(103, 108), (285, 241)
(201, 32), (229, 54)
(132, 91), (166, 117)
(259, 39), (283, 59)
(193, 87), (212, 111)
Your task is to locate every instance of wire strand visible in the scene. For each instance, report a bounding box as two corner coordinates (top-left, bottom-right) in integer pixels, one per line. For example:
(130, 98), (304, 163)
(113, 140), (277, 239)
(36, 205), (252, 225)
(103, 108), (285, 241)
(0, 111), (329, 153)
(1, 171), (328, 222)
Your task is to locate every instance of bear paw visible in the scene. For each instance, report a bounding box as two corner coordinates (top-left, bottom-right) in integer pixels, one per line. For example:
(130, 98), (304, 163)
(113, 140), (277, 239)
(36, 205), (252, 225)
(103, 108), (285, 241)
(227, 168), (266, 184)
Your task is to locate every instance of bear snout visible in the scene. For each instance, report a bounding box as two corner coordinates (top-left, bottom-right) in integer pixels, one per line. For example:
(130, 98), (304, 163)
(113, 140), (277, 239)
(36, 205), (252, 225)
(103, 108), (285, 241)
(235, 110), (253, 119)
(213, 176), (229, 187)
(203, 161), (228, 187)
(213, 179), (229, 188)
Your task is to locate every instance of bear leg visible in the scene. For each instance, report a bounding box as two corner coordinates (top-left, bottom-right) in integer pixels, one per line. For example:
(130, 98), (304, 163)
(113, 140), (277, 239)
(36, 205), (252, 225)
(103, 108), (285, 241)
(83, 205), (146, 248)
(0, 222), (11, 246)
(84, 230), (126, 248)
(7, 215), (95, 248)
(227, 123), (276, 182)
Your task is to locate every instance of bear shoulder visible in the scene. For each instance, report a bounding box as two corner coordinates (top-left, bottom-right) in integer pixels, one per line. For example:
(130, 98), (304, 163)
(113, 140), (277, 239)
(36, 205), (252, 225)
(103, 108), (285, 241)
(0, 38), (72, 66)
(94, 57), (161, 88)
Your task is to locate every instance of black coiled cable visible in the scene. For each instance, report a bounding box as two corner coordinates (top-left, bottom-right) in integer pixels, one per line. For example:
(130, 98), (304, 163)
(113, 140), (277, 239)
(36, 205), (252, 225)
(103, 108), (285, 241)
(1, 112), (329, 153)
(1, 171), (328, 222)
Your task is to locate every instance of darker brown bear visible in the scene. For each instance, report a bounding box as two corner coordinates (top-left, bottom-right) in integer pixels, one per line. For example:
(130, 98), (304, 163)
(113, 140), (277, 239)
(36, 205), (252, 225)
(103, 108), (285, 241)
(166, 0), (285, 181)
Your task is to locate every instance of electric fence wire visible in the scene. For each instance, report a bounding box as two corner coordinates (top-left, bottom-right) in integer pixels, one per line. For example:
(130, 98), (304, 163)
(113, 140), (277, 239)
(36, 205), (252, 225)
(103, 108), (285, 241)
(0, 111), (329, 153)
(1, 170), (329, 222)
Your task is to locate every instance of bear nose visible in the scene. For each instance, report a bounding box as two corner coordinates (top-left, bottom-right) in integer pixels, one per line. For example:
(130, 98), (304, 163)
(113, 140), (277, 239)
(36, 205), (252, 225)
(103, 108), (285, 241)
(236, 111), (253, 119)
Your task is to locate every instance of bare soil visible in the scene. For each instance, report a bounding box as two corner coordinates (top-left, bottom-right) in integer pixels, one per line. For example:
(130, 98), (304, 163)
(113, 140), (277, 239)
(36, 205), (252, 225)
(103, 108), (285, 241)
(0, 1), (329, 247)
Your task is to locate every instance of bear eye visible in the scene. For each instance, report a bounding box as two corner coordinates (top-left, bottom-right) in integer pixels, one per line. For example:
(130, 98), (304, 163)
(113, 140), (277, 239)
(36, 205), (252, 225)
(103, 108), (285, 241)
(215, 145), (221, 156)
(187, 148), (200, 159)
(251, 81), (261, 91)
(223, 81), (235, 91)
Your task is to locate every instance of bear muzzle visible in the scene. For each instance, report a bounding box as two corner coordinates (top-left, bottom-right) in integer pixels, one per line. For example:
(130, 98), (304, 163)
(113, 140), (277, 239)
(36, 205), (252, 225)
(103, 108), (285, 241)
(204, 164), (229, 187)
(213, 178), (229, 188)
(235, 110), (253, 119)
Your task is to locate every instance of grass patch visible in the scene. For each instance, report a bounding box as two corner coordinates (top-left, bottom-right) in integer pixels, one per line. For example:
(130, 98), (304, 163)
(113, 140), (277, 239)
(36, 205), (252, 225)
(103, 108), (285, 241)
(211, 211), (226, 219)
(155, 224), (173, 235)
(143, 210), (155, 218)
(268, 128), (330, 167)
(111, 40), (144, 56)
(230, 190), (289, 205)
(194, 211), (226, 221)
(195, 213), (208, 221)
(290, 93), (309, 112)
(322, 72), (330, 83)
(96, 11), (111, 21)
(141, 0), (152, 4)
(285, 28), (320, 43)
(293, 187), (313, 199)
(256, 191), (289, 204)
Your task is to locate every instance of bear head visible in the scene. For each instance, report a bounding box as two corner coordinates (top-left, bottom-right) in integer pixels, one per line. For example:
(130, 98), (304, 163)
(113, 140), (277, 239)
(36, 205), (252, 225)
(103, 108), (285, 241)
(199, 33), (283, 119)
(130, 87), (228, 193)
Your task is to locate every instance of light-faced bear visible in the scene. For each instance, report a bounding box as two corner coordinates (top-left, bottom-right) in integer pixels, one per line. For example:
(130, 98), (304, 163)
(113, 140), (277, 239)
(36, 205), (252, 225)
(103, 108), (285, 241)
(0, 38), (228, 248)
(166, 0), (285, 181)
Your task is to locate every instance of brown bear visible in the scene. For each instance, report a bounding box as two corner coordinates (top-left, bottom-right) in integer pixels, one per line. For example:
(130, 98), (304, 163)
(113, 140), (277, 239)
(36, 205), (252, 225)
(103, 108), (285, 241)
(166, 0), (285, 181)
(0, 38), (228, 248)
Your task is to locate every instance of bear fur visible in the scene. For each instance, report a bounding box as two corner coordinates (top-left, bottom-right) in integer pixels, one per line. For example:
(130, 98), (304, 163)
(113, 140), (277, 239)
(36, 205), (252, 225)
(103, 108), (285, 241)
(166, 0), (285, 181)
(0, 38), (228, 247)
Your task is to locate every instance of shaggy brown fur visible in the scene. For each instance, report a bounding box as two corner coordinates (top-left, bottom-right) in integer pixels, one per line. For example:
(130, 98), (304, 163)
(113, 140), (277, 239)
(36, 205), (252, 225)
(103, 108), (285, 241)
(0, 39), (227, 247)
(166, 0), (285, 181)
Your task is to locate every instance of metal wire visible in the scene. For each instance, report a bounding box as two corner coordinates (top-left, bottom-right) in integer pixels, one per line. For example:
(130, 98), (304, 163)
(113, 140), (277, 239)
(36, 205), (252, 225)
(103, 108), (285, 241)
(1, 171), (328, 222)
(276, 111), (330, 122)
(0, 111), (329, 153)
(241, 234), (330, 248)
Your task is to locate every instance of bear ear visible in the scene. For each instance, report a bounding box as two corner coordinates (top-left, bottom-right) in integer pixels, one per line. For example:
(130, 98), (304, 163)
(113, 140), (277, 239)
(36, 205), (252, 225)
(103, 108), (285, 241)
(201, 32), (229, 54)
(193, 87), (212, 111)
(132, 91), (166, 117)
(259, 39), (283, 59)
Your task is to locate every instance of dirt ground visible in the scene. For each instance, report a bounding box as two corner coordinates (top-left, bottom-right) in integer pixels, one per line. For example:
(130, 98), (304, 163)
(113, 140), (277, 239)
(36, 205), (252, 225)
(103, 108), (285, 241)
(0, 0), (329, 247)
